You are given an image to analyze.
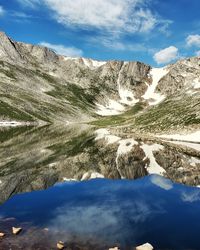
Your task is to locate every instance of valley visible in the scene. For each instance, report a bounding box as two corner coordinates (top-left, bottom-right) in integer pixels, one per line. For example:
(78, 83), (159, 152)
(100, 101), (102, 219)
(0, 32), (200, 203)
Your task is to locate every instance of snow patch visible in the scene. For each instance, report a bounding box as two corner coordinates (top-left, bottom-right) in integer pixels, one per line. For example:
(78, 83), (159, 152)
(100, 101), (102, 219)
(48, 71), (57, 77)
(192, 78), (200, 89)
(63, 56), (78, 61)
(165, 140), (200, 152)
(142, 67), (168, 105)
(0, 121), (28, 127)
(63, 56), (106, 69)
(49, 162), (57, 167)
(95, 128), (121, 145)
(81, 172), (104, 180)
(119, 88), (139, 105)
(95, 128), (110, 140)
(96, 99), (125, 116)
(157, 131), (200, 143)
(90, 172), (105, 179)
(63, 177), (77, 182)
(82, 58), (106, 68)
(141, 143), (165, 175)
(189, 157), (200, 167)
(117, 139), (138, 156)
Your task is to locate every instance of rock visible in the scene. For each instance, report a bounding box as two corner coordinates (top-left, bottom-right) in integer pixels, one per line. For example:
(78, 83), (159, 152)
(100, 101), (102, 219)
(57, 241), (65, 249)
(109, 247), (120, 250)
(136, 243), (154, 250)
(0, 232), (5, 237)
(12, 227), (22, 235)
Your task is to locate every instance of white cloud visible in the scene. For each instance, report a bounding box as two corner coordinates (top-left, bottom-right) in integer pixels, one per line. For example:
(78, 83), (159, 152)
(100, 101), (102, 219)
(11, 11), (32, 19)
(181, 190), (200, 203)
(196, 50), (200, 56)
(42, 0), (155, 33)
(153, 46), (179, 64)
(16, 0), (41, 8)
(186, 34), (200, 47)
(17, 0), (171, 35)
(48, 200), (164, 243)
(39, 42), (83, 57)
(90, 35), (148, 52)
(0, 6), (5, 16)
(150, 175), (173, 190)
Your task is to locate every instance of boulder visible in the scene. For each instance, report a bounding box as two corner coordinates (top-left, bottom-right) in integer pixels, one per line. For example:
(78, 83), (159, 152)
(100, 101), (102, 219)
(0, 232), (5, 237)
(57, 241), (65, 249)
(12, 227), (22, 235)
(136, 243), (153, 250)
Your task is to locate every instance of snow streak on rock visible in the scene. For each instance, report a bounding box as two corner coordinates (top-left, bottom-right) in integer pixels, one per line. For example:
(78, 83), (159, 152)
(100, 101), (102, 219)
(143, 67), (168, 105)
(140, 143), (165, 175)
(81, 172), (104, 180)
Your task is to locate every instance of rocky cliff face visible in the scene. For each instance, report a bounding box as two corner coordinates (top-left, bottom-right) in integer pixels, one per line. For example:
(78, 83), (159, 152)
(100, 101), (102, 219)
(157, 57), (200, 95)
(0, 31), (152, 123)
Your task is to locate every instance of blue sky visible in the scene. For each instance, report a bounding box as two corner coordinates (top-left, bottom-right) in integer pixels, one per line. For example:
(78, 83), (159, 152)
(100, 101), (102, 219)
(0, 0), (200, 66)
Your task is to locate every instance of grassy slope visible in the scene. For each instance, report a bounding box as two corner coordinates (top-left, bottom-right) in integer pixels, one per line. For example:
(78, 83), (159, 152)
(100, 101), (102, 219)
(92, 94), (200, 132)
(0, 62), (97, 122)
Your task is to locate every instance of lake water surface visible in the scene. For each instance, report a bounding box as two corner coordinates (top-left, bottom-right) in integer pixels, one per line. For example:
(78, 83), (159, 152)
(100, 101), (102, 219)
(1, 125), (200, 249)
(1, 176), (200, 249)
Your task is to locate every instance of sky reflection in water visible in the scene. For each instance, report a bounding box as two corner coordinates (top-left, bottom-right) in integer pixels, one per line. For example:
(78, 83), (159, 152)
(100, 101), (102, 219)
(0, 175), (200, 249)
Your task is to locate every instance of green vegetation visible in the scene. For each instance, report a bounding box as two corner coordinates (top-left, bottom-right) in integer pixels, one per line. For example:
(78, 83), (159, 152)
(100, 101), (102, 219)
(49, 131), (96, 158)
(0, 67), (16, 79)
(91, 102), (145, 127)
(46, 83), (95, 112)
(36, 70), (56, 83)
(133, 96), (200, 132)
(0, 126), (32, 143)
(0, 100), (34, 121)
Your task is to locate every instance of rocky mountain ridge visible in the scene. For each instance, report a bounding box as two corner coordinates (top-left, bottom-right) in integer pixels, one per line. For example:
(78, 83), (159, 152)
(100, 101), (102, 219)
(0, 31), (199, 131)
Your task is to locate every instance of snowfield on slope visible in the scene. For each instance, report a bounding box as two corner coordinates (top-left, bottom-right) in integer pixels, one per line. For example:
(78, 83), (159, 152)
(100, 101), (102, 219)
(95, 99), (125, 116)
(165, 140), (200, 152)
(95, 128), (121, 144)
(142, 67), (168, 105)
(95, 62), (139, 116)
(0, 121), (30, 127)
(158, 131), (200, 143)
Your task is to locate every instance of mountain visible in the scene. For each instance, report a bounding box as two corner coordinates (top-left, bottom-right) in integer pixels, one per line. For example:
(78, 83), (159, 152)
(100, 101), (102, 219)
(0, 31), (199, 132)
(0, 31), (200, 203)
